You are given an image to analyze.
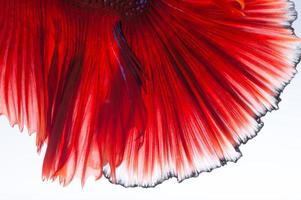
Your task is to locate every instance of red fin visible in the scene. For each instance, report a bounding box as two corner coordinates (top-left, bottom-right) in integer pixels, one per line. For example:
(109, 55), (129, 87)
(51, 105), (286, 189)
(41, 11), (147, 185)
(0, 0), (300, 187)
(115, 0), (300, 186)
(0, 0), (47, 150)
(0, 1), (146, 186)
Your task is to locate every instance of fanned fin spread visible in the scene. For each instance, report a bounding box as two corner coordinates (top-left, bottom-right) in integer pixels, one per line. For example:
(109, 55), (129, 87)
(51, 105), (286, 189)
(0, 0), (300, 187)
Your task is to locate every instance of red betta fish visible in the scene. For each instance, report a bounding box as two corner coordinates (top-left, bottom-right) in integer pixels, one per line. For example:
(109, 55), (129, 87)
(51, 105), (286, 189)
(0, 0), (300, 187)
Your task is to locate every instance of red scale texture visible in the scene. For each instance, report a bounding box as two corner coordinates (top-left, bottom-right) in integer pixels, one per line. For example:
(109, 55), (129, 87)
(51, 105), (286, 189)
(0, 0), (300, 187)
(71, 0), (149, 16)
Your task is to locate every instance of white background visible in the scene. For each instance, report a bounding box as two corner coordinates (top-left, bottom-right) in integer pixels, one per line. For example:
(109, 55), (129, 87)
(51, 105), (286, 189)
(0, 1), (301, 200)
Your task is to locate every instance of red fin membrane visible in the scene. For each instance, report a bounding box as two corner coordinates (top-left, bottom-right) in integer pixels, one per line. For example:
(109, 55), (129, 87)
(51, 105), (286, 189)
(117, 0), (300, 186)
(40, 6), (147, 185)
(0, 1), (47, 149)
(0, 0), (300, 187)
(0, 1), (146, 186)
